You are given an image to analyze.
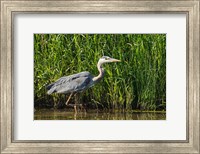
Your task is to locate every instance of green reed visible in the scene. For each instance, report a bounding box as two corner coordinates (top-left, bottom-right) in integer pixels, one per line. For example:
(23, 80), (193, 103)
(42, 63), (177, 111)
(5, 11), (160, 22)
(34, 34), (166, 111)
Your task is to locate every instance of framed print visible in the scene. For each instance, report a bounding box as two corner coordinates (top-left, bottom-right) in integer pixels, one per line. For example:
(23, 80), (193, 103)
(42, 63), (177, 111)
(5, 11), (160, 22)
(1, 0), (199, 153)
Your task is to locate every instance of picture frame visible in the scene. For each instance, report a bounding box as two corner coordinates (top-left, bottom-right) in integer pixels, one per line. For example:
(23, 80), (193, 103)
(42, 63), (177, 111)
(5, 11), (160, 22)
(1, 0), (199, 153)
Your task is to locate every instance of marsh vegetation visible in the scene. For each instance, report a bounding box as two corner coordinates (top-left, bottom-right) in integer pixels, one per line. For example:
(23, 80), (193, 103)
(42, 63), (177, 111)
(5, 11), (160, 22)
(34, 34), (166, 119)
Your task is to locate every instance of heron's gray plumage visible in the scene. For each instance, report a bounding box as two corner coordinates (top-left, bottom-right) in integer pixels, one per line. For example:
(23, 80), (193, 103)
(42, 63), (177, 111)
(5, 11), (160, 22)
(47, 71), (93, 95)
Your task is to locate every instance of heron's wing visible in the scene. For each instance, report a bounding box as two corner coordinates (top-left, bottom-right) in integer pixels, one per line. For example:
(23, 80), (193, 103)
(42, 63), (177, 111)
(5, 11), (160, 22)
(56, 76), (92, 93)
(47, 71), (93, 94)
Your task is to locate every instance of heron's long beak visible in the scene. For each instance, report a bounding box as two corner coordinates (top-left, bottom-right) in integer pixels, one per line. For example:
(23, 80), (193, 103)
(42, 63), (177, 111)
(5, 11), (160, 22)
(110, 58), (121, 62)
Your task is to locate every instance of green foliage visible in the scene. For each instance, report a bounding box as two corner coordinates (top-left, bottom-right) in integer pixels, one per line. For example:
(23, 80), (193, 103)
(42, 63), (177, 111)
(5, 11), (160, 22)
(34, 34), (166, 111)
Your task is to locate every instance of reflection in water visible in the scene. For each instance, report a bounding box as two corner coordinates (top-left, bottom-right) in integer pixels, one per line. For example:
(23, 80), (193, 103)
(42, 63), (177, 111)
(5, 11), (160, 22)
(34, 109), (166, 120)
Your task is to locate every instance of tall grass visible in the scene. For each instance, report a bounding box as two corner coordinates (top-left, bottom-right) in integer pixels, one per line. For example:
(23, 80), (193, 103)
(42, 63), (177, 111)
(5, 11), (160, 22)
(34, 34), (166, 111)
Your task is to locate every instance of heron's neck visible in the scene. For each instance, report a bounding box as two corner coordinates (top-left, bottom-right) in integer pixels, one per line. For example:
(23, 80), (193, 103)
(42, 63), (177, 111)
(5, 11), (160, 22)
(92, 62), (105, 83)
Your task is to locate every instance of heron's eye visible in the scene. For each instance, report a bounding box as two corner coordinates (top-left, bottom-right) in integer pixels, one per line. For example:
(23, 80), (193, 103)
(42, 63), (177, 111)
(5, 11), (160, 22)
(105, 57), (109, 60)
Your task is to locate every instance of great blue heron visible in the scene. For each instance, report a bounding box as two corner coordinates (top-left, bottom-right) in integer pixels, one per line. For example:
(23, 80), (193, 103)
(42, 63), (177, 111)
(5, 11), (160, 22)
(46, 56), (120, 113)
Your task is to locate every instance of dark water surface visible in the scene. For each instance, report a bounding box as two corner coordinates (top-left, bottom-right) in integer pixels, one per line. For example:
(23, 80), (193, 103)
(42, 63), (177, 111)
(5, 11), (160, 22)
(34, 109), (166, 120)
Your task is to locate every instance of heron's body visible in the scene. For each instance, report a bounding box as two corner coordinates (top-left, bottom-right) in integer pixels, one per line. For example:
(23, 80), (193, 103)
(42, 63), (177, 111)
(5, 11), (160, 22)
(47, 71), (95, 95)
(46, 56), (120, 112)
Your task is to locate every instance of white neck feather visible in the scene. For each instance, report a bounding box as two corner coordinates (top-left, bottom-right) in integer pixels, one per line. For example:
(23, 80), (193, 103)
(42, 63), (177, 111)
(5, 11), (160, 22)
(92, 61), (105, 82)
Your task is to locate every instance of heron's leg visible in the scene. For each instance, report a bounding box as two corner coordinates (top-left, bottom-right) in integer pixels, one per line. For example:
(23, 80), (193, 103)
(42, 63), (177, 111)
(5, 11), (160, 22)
(74, 93), (78, 113)
(74, 105), (77, 114)
(74, 112), (77, 120)
(65, 93), (73, 105)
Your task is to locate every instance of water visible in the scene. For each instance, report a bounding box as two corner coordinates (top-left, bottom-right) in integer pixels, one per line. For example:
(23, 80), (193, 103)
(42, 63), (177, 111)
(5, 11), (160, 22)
(34, 109), (166, 120)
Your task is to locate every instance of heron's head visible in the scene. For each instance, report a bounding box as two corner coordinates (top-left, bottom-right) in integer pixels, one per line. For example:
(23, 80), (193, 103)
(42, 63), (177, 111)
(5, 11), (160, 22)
(98, 56), (121, 64)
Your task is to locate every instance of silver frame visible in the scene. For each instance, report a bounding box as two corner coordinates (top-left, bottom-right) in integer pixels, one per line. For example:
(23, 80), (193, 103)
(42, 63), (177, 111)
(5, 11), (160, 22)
(1, 0), (199, 153)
